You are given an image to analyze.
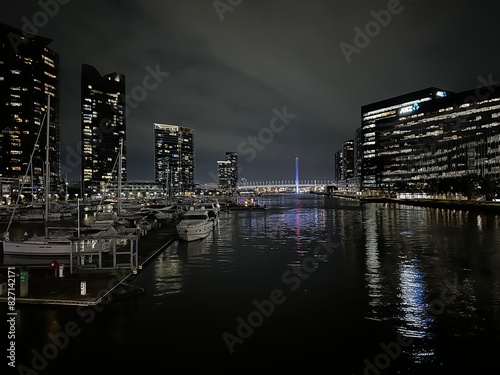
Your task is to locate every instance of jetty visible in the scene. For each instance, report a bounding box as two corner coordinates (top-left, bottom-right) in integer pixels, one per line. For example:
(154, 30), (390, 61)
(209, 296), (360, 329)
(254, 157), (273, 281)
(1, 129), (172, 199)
(0, 220), (178, 306)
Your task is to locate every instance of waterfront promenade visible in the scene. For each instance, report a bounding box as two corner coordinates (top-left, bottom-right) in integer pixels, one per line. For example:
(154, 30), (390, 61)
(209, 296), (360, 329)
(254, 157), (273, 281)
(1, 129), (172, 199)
(0, 220), (178, 306)
(327, 192), (500, 214)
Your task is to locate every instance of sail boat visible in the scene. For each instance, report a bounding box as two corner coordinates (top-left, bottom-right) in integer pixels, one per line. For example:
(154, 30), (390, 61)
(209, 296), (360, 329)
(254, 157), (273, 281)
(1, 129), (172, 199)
(88, 138), (125, 229)
(2, 94), (73, 257)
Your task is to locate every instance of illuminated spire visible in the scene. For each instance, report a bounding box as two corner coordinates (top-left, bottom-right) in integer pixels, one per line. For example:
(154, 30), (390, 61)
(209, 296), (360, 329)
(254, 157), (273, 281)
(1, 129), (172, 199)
(295, 157), (299, 194)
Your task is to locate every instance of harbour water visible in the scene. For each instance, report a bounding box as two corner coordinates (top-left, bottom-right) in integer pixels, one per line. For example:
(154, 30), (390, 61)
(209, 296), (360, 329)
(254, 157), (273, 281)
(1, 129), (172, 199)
(2, 193), (500, 374)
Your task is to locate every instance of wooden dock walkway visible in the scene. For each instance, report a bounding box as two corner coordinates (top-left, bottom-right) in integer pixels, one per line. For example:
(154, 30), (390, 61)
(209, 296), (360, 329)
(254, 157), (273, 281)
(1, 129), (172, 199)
(0, 220), (178, 306)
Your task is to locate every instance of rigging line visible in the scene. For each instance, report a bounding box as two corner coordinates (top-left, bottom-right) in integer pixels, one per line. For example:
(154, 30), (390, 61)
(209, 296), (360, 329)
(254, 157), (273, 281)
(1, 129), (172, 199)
(97, 143), (121, 209)
(5, 110), (48, 235)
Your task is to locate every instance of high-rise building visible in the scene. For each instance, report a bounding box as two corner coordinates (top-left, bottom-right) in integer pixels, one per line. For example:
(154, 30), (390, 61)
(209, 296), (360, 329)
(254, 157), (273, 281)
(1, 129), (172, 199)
(154, 123), (195, 196)
(81, 64), (126, 191)
(225, 151), (238, 191)
(360, 84), (500, 191)
(334, 150), (343, 183)
(352, 127), (363, 191)
(334, 140), (355, 190)
(0, 23), (61, 185)
(342, 140), (354, 181)
(217, 160), (231, 191)
(217, 152), (238, 193)
(360, 87), (449, 191)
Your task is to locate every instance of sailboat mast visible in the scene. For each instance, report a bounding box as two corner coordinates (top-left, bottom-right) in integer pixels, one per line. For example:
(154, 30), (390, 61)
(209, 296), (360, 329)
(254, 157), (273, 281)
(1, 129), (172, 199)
(167, 158), (170, 205)
(31, 160), (34, 205)
(117, 138), (123, 216)
(45, 94), (50, 223)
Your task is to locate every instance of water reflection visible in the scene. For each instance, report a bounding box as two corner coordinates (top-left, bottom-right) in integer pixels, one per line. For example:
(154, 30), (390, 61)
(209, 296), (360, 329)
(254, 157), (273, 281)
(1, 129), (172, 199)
(362, 202), (500, 369)
(3, 194), (500, 373)
(364, 205), (383, 320)
(153, 247), (184, 298)
(176, 236), (211, 262)
(397, 258), (433, 339)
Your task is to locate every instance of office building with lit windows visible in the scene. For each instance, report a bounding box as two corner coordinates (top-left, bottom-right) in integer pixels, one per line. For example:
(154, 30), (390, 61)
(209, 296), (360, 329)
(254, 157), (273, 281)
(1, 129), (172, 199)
(217, 160), (231, 192)
(216, 151), (238, 193)
(334, 140), (354, 187)
(0, 23), (61, 184)
(81, 64), (126, 190)
(225, 151), (238, 191)
(342, 140), (354, 181)
(359, 84), (500, 192)
(352, 127), (363, 191)
(154, 123), (195, 196)
(334, 150), (343, 183)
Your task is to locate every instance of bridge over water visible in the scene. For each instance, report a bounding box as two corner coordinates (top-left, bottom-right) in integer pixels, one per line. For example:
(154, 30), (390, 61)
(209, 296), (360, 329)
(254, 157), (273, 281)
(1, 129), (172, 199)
(237, 179), (335, 192)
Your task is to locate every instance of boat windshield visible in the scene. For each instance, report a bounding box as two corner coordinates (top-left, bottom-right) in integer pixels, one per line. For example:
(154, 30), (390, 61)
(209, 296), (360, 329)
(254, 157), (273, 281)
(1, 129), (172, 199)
(182, 215), (208, 220)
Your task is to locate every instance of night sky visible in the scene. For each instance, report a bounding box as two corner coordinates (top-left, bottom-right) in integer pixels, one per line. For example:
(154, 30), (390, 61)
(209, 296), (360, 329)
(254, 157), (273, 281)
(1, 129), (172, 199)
(2, 0), (500, 184)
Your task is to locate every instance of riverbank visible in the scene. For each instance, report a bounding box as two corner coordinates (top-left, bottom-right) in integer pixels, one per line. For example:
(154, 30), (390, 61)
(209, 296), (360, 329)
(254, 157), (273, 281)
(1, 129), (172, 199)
(390, 198), (500, 214)
(327, 192), (500, 214)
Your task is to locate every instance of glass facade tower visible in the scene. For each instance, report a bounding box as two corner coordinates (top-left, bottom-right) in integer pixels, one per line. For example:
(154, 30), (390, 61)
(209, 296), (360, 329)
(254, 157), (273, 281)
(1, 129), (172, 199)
(359, 85), (500, 191)
(0, 23), (60, 184)
(154, 123), (195, 196)
(81, 63), (126, 189)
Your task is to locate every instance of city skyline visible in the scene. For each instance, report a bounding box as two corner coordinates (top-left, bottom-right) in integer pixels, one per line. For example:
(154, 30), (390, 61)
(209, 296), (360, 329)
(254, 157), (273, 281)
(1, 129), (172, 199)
(2, 1), (500, 184)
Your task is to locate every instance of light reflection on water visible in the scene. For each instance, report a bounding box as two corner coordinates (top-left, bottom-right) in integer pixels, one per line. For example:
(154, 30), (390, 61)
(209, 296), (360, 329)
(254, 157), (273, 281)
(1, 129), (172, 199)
(3, 194), (500, 373)
(153, 231), (216, 298)
(399, 259), (429, 328)
(362, 202), (500, 369)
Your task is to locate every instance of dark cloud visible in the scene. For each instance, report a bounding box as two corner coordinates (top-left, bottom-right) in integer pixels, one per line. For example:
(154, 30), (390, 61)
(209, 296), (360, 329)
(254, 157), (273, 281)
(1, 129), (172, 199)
(3, 0), (500, 183)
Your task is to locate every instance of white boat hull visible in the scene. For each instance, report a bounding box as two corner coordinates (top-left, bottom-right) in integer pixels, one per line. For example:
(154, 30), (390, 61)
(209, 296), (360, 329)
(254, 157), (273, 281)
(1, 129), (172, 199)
(2, 240), (72, 257)
(176, 221), (214, 242)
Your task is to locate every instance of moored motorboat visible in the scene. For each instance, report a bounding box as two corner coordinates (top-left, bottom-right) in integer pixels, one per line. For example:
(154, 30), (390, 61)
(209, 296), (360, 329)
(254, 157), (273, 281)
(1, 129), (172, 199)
(176, 208), (215, 242)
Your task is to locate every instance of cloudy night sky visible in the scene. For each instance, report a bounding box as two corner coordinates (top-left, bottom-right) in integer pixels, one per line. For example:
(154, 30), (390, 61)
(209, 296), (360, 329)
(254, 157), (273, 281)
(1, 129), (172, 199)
(2, 0), (500, 184)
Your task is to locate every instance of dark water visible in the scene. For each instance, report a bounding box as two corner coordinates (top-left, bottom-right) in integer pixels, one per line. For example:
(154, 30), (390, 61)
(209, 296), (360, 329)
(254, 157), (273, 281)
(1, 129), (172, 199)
(2, 194), (500, 374)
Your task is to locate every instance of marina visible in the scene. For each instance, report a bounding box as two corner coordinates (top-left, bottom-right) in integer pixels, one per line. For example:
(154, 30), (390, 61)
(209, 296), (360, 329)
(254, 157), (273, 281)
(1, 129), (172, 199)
(0, 195), (236, 306)
(1, 193), (499, 374)
(0, 216), (177, 306)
